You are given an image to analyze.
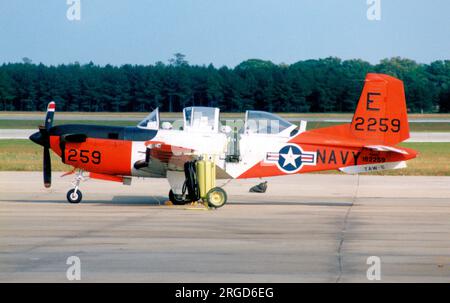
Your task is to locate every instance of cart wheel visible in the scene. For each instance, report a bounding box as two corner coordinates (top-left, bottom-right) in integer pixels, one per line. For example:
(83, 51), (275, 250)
(206, 187), (227, 208)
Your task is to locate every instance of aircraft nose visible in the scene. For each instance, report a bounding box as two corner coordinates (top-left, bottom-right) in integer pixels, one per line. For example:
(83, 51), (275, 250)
(29, 131), (44, 146)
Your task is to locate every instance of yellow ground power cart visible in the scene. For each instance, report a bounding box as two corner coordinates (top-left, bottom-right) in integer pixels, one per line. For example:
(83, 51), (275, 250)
(196, 159), (227, 208)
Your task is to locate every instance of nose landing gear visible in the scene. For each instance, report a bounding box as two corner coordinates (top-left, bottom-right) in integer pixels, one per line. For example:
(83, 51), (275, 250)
(66, 170), (84, 204)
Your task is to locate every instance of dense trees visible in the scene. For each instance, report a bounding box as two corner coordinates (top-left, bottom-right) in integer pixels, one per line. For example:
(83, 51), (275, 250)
(0, 56), (448, 113)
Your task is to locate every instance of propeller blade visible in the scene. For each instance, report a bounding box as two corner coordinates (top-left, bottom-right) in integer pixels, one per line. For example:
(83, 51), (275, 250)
(45, 101), (56, 130)
(43, 147), (52, 188)
(36, 102), (56, 189)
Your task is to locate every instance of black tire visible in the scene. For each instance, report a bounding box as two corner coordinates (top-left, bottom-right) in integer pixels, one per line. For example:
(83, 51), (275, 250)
(67, 189), (82, 204)
(168, 190), (188, 205)
(206, 187), (227, 208)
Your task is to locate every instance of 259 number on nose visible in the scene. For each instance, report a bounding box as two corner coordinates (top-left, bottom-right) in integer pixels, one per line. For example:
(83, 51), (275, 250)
(67, 149), (102, 164)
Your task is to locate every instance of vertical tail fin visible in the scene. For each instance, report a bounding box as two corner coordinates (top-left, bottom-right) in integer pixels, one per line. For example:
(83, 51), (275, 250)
(350, 74), (409, 145)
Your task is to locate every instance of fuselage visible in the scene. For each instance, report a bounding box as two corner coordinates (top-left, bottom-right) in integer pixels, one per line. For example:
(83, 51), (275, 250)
(30, 121), (416, 180)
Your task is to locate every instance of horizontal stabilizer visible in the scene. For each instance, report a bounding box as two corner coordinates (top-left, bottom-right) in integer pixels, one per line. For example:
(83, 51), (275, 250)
(339, 161), (407, 174)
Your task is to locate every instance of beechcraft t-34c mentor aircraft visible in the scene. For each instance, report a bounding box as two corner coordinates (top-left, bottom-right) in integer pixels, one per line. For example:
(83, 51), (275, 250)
(30, 74), (417, 207)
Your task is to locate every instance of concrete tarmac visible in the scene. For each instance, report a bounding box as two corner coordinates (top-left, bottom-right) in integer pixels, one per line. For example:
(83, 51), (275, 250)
(0, 172), (449, 282)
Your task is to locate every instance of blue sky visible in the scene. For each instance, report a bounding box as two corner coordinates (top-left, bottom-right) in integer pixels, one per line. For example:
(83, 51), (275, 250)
(0, 0), (449, 67)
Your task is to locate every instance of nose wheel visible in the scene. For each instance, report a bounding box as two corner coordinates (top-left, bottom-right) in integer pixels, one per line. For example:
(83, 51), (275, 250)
(67, 189), (82, 204)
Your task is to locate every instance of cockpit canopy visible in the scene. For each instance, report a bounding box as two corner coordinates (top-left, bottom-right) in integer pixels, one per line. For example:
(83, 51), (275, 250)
(137, 106), (300, 136)
(244, 110), (296, 135)
(183, 106), (220, 133)
(137, 108), (160, 130)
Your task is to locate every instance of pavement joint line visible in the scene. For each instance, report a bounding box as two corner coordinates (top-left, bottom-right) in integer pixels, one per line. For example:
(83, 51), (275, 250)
(335, 174), (359, 283)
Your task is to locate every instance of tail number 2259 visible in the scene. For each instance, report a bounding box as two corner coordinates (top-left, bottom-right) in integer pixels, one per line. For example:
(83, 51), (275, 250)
(354, 117), (401, 133)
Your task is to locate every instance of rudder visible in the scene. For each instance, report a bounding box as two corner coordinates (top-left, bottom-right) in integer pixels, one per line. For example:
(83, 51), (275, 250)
(350, 73), (409, 145)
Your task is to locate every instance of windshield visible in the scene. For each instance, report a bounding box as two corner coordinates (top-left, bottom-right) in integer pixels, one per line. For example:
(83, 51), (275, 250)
(245, 111), (293, 135)
(137, 108), (159, 130)
(183, 106), (219, 132)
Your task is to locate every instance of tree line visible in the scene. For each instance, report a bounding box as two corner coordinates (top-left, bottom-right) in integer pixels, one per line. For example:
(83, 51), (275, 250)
(0, 54), (449, 113)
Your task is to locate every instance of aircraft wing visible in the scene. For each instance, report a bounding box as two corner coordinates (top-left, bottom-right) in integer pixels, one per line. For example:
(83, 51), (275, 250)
(133, 140), (196, 172)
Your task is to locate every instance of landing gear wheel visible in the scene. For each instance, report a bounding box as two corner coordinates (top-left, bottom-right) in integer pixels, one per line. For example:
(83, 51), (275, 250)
(169, 190), (188, 205)
(67, 189), (82, 204)
(206, 187), (227, 208)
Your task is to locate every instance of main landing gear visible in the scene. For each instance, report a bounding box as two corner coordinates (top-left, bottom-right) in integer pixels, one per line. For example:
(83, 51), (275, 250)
(168, 189), (187, 205)
(66, 170), (84, 204)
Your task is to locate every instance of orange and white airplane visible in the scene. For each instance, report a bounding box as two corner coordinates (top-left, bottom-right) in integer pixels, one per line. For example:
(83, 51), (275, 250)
(30, 73), (417, 207)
